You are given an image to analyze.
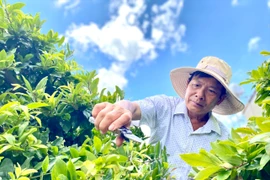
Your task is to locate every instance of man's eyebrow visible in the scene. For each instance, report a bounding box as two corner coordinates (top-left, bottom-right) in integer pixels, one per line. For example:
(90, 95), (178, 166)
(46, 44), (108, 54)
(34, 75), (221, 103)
(194, 78), (221, 89)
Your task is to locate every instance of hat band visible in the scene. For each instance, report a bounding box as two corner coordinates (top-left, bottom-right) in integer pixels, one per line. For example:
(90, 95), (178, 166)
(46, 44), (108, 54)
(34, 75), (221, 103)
(204, 65), (227, 83)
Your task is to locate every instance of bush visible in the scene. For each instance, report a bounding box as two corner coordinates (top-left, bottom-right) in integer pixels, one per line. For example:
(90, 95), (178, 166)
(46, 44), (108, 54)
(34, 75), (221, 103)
(0, 1), (171, 179)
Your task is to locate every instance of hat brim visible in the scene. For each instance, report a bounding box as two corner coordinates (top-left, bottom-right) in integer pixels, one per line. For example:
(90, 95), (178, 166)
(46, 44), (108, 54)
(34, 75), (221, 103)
(170, 67), (245, 115)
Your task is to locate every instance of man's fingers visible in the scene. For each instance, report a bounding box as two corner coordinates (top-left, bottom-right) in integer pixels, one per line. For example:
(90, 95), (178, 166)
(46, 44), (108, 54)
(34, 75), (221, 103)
(115, 135), (124, 147)
(94, 104), (115, 131)
(108, 113), (132, 131)
(92, 102), (109, 118)
(92, 102), (132, 136)
(97, 110), (132, 134)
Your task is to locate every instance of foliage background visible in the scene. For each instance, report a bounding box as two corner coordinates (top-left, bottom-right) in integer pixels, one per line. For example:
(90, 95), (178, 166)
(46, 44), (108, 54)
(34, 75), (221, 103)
(0, 1), (171, 179)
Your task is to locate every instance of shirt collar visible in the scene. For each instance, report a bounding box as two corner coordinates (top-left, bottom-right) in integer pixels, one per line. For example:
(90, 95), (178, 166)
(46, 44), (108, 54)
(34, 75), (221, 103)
(174, 100), (221, 135)
(203, 114), (221, 135)
(174, 100), (187, 115)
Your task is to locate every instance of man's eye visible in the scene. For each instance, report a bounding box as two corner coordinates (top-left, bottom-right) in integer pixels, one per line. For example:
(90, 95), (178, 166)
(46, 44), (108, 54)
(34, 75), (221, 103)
(209, 89), (217, 94)
(192, 83), (200, 88)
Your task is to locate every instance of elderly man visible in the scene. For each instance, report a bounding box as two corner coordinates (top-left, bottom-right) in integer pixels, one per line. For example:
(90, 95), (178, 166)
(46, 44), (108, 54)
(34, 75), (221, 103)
(92, 56), (244, 179)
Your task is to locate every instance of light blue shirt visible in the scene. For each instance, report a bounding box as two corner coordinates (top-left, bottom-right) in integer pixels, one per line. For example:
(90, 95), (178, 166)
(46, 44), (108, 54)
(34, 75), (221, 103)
(136, 95), (230, 180)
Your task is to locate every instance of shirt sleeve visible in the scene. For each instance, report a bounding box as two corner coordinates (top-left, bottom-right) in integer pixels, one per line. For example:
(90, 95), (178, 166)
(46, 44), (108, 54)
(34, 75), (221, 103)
(135, 94), (175, 129)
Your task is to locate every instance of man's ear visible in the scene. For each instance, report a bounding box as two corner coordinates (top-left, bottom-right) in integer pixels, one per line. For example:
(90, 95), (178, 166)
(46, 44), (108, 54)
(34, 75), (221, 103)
(217, 94), (226, 105)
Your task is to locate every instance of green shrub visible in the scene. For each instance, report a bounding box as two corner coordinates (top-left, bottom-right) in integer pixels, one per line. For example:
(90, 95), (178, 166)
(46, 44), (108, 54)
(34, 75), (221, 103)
(0, 0), (171, 179)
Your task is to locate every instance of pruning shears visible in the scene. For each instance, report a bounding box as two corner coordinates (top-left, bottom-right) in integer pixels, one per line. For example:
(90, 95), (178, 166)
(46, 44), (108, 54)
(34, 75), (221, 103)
(83, 110), (143, 143)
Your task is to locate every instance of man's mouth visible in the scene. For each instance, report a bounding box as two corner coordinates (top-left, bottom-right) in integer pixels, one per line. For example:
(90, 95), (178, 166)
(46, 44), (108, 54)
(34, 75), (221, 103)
(191, 100), (204, 107)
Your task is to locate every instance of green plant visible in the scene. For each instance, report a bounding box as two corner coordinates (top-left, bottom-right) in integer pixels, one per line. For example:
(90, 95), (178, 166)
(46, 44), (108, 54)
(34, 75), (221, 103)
(0, 0), (171, 179)
(180, 51), (270, 180)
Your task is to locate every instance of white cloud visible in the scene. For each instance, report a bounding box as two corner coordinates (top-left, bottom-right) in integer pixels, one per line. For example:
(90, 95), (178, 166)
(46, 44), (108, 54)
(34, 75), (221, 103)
(66, 22), (156, 62)
(214, 112), (247, 130)
(229, 83), (244, 98)
(231, 0), (238, 6)
(65, 0), (186, 92)
(151, 0), (187, 51)
(248, 36), (261, 51)
(54, 0), (80, 10)
(97, 62), (128, 92)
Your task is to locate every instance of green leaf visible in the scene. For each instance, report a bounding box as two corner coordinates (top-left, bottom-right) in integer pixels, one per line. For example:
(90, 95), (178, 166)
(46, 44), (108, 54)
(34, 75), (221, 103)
(67, 160), (76, 180)
(211, 141), (237, 156)
(56, 174), (68, 180)
(12, 83), (23, 91)
(3, 134), (15, 144)
(234, 127), (256, 135)
(0, 50), (7, 60)
(51, 146), (59, 156)
(22, 76), (32, 92)
(8, 172), (16, 180)
(34, 116), (42, 127)
(105, 154), (128, 163)
(255, 117), (270, 132)
(248, 146), (264, 160)
(18, 121), (29, 137)
(0, 21), (8, 29)
(51, 159), (67, 178)
(216, 170), (232, 180)
(10, 2), (25, 10)
(99, 88), (106, 102)
(70, 148), (79, 158)
(76, 171), (86, 179)
(180, 153), (214, 167)
(210, 142), (242, 166)
(24, 54), (34, 61)
(18, 127), (37, 144)
(261, 97), (270, 104)
(93, 136), (102, 153)
(194, 166), (221, 180)
(32, 144), (48, 149)
(260, 153), (270, 170)
(90, 78), (99, 94)
(20, 105), (30, 120)
(21, 169), (37, 176)
(21, 157), (33, 171)
(27, 102), (48, 109)
(0, 6), (3, 17)
(84, 151), (97, 161)
(35, 76), (48, 90)
(0, 144), (12, 154)
(231, 128), (241, 141)
(48, 30), (53, 39)
(151, 167), (158, 179)
(261, 50), (270, 56)
(250, 132), (270, 144)
(58, 36), (65, 47)
(42, 156), (49, 173)
(222, 155), (242, 166)
(266, 143), (270, 156)
(0, 158), (14, 173)
(200, 149), (222, 166)
(101, 140), (111, 154)
(239, 79), (254, 85)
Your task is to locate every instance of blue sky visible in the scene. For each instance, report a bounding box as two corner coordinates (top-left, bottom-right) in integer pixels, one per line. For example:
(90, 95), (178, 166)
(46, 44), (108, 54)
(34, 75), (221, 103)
(8, 0), (270, 128)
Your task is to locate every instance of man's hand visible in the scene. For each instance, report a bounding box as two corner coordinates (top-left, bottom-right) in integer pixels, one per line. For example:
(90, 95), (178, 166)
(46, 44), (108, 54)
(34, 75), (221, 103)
(92, 102), (133, 146)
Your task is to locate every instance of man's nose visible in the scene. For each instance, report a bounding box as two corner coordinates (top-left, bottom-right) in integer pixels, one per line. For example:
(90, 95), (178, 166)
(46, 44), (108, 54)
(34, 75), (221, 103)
(195, 89), (205, 100)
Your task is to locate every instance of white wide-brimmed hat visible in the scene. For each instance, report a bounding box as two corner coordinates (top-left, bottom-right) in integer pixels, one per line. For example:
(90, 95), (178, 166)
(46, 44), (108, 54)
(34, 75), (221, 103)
(170, 56), (244, 115)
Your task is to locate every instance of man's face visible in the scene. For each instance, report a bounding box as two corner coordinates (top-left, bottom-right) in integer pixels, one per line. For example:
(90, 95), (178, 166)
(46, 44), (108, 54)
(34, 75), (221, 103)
(185, 76), (225, 116)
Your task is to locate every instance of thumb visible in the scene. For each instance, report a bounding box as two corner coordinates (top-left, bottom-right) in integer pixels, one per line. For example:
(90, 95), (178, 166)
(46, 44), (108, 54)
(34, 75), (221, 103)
(115, 135), (124, 147)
